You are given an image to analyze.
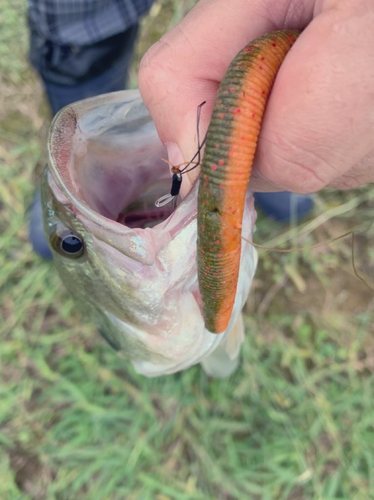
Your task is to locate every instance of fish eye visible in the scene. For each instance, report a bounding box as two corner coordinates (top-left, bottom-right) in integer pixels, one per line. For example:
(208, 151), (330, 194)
(50, 228), (84, 259)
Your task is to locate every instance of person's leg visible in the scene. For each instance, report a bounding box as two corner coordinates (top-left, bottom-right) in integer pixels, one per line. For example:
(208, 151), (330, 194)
(254, 191), (314, 222)
(29, 26), (139, 115)
(28, 25), (139, 258)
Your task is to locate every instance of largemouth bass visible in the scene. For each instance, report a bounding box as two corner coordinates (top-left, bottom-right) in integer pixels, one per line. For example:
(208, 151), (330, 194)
(42, 90), (257, 377)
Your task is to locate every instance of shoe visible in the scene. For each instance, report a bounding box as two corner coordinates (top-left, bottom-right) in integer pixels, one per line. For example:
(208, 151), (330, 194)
(254, 191), (314, 222)
(28, 189), (53, 260)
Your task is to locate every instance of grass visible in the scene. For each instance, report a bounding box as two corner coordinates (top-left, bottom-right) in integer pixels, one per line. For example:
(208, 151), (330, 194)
(1, 0), (374, 499)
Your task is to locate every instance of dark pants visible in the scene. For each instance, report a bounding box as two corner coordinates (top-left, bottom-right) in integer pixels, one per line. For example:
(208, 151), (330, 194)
(28, 24), (139, 115)
(27, 23), (140, 259)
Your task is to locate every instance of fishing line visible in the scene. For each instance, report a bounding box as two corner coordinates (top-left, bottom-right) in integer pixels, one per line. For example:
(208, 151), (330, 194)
(155, 101), (207, 208)
(179, 101), (207, 175)
(224, 221), (374, 291)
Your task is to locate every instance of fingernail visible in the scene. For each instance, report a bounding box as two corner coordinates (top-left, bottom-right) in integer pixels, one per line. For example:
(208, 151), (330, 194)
(166, 142), (184, 168)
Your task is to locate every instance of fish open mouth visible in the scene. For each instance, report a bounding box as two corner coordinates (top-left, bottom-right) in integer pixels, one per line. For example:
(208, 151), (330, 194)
(80, 158), (177, 229)
(80, 155), (179, 229)
(49, 91), (180, 230)
(116, 189), (175, 228)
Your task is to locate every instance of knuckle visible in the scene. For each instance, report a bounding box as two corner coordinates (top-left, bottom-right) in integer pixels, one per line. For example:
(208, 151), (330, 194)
(138, 46), (161, 91)
(264, 0), (311, 28)
(138, 38), (175, 102)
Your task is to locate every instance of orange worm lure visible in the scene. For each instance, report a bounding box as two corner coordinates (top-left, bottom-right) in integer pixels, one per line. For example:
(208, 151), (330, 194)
(197, 30), (300, 334)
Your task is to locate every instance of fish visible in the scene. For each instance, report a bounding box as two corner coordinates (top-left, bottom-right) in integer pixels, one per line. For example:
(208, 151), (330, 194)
(42, 90), (258, 377)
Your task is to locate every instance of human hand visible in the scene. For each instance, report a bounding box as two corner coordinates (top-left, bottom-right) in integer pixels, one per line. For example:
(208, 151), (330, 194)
(139, 0), (374, 194)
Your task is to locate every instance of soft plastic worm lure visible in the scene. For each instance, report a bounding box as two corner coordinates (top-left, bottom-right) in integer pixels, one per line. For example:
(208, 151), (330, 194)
(197, 30), (300, 334)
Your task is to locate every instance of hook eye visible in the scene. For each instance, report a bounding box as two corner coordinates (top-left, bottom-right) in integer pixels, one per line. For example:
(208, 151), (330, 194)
(155, 194), (175, 207)
(50, 227), (84, 259)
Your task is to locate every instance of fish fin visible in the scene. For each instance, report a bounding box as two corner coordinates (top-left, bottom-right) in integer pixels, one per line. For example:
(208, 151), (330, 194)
(97, 329), (120, 352)
(201, 313), (244, 378)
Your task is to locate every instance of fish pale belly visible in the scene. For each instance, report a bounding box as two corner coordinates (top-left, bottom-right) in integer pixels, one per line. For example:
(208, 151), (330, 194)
(102, 192), (257, 378)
